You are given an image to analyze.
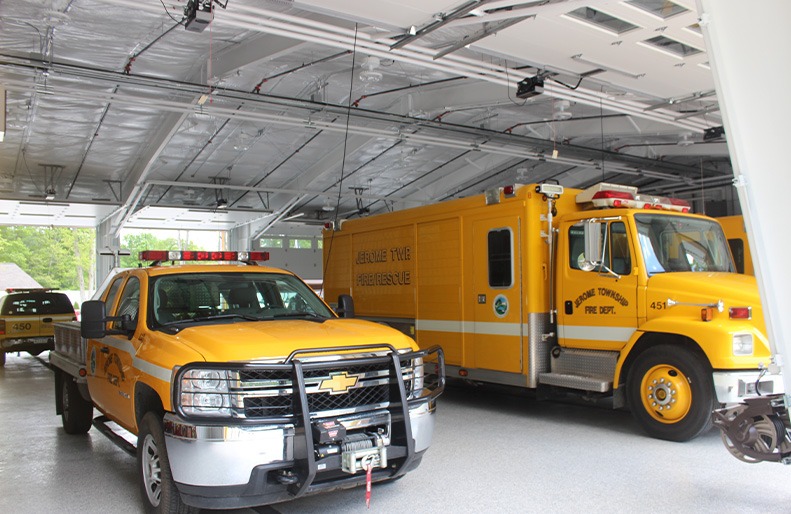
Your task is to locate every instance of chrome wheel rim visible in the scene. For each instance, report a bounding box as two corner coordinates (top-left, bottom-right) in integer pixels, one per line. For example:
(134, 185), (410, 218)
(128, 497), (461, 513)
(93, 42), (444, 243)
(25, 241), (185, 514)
(141, 434), (162, 507)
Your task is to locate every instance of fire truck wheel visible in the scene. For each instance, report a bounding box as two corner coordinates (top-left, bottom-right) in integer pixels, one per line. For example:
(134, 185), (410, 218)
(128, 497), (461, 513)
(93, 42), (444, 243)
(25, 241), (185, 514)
(137, 412), (198, 514)
(626, 345), (715, 442)
(61, 375), (93, 434)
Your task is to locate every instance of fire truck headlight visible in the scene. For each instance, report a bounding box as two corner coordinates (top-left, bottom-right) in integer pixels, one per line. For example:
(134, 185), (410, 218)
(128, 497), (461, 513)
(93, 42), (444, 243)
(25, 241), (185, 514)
(179, 369), (232, 417)
(732, 333), (753, 356)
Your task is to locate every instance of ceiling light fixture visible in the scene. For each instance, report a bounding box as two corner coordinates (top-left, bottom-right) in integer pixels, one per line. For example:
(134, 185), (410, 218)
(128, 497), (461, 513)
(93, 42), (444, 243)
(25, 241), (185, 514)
(45, 188), (56, 201)
(216, 198), (228, 209)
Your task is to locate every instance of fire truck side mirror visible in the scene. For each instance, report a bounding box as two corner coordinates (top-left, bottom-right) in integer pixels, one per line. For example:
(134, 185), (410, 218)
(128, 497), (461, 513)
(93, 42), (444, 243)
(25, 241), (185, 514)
(81, 300), (107, 339)
(336, 294), (355, 318)
(582, 221), (604, 272)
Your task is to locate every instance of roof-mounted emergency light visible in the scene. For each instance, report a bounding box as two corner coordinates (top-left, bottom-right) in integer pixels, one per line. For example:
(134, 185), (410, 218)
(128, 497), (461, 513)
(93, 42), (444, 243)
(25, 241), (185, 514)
(576, 183), (691, 212)
(139, 250), (269, 265)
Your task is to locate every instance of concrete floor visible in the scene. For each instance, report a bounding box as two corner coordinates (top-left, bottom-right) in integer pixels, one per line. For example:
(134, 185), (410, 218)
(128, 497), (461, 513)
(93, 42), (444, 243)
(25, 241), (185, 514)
(1, 352), (790, 514)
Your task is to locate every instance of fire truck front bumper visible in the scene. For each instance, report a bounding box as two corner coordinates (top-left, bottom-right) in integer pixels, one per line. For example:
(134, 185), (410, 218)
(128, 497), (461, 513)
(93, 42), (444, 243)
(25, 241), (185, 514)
(712, 370), (784, 404)
(163, 402), (437, 509)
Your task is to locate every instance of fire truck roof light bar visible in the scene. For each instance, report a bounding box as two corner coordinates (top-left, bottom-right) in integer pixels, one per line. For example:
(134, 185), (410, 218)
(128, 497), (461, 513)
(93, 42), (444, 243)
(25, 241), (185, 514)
(138, 250), (270, 262)
(577, 183), (690, 212)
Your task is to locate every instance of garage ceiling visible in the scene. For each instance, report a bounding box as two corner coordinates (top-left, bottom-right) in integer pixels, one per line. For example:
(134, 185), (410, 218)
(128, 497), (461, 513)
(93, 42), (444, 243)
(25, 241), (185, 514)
(0, 0), (733, 234)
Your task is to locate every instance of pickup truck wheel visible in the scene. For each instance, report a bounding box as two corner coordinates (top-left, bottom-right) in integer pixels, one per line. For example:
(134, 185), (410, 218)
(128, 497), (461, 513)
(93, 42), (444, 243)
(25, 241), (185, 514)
(626, 345), (715, 442)
(137, 412), (198, 514)
(61, 376), (93, 434)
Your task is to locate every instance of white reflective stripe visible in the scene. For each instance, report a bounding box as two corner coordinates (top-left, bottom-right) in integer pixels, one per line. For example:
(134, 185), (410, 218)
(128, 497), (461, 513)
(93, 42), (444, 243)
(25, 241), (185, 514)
(416, 319), (526, 337)
(558, 325), (636, 342)
(100, 337), (173, 383)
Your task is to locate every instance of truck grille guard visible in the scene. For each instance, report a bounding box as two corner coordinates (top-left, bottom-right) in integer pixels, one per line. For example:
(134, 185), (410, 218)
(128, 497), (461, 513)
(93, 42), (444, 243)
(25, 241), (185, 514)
(172, 344), (444, 494)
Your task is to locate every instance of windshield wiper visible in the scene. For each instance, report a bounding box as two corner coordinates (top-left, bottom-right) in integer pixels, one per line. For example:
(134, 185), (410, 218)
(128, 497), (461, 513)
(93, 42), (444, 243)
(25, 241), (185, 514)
(163, 313), (262, 326)
(271, 312), (328, 323)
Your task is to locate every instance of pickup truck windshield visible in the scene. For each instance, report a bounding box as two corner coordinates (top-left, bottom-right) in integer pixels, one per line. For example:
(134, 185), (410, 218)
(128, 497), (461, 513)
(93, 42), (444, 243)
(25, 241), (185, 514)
(634, 214), (734, 275)
(151, 272), (333, 326)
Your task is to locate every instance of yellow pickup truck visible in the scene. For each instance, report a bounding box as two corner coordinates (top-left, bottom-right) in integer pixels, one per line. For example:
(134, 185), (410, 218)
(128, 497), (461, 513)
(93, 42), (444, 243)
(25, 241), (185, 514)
(49, 250), (444, 512)
(0, 288), (76, 366)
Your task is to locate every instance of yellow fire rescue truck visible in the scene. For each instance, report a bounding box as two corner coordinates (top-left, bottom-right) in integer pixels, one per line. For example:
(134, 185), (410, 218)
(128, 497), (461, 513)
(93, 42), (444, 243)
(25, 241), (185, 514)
(323, 182), (781, 442)
(49, 250), (444, 512)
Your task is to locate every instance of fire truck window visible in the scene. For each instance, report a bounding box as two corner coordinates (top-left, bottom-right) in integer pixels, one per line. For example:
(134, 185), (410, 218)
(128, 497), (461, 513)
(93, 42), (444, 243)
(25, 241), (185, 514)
(608, 222), (631, 275)
(728, 239), (745, 274)
(488, 228), (513, 287)
(569, 223), (586, 270)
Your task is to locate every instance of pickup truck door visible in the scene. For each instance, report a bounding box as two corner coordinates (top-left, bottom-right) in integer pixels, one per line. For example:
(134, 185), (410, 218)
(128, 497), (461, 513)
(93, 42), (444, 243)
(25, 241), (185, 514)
(87, 275), (140, 428)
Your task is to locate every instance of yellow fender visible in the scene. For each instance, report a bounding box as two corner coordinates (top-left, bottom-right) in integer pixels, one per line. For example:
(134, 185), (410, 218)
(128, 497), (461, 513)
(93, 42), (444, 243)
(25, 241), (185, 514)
(613, 316), (770, 388)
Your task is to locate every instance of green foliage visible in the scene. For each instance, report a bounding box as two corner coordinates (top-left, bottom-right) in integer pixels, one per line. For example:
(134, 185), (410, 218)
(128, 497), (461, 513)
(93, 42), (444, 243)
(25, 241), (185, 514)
(0, 226), (95, 289)
(119, 232), (203, 268)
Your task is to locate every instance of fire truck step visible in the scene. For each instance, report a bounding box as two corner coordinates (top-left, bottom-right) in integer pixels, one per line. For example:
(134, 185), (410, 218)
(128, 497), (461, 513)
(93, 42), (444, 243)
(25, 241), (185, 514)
(538, 372), (612, 393)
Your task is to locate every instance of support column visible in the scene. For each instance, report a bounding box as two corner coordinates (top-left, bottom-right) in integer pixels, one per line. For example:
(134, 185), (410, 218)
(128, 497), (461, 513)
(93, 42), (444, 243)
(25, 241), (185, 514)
(228, 224), (253, 252)
(95, 218), (122, 287)
(698, 0), (791, 394)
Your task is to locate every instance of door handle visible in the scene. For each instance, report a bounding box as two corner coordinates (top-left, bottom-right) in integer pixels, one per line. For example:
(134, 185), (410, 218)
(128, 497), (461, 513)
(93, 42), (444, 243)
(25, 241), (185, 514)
(100, 346), (110, 354)
(564, 301), (573, 315)
(42, 317), (53, 323)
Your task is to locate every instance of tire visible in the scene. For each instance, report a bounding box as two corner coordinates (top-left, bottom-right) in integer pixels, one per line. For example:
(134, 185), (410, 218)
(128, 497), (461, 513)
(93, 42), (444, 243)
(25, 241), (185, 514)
(0, 352), (5, 367)
(61, 375), (93, 434)
(626, 344), (715, 442)
(137, 412), (198, 514)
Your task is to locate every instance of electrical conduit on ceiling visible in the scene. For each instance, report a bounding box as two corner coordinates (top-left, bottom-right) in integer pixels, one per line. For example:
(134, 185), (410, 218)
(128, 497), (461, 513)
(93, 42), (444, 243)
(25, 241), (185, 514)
(95, 0), (710, 132)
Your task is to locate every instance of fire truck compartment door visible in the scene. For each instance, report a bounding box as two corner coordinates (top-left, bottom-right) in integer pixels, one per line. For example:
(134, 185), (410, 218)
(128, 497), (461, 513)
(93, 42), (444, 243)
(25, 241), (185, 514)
(471, 218), (523, 373)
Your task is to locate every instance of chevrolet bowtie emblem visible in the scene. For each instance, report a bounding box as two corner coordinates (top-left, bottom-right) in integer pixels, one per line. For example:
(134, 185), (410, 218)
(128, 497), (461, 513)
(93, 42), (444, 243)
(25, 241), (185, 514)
(319, 371), (359, 395)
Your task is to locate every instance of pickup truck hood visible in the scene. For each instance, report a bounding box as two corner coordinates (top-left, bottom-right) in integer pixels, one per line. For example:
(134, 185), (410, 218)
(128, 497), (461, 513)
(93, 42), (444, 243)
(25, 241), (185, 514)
(166, 318), (415, 362)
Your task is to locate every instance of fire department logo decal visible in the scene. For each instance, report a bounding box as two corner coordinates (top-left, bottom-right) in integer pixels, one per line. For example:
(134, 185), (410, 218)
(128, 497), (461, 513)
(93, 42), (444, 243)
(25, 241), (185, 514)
(318, 371), (359, 395)
(493, 294), (509, 318)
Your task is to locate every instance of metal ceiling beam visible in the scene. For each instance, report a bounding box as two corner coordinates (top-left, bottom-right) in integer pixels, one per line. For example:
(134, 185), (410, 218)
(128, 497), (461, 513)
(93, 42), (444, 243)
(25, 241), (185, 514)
(2, 61), (718, 187)
(390, 0), (493, 50)
(433, 16), (533, 60)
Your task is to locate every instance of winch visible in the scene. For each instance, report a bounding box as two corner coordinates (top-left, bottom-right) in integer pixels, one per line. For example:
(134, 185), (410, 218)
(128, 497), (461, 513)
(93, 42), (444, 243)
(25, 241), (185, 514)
(712, 394), (791, 463)
(340, 432), (388, 474)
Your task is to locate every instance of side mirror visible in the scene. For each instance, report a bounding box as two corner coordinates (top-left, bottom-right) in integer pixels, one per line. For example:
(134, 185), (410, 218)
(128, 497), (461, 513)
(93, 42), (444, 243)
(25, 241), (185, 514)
(81, 300), (107, 339)
(581, 221), (603, 271)
(336, 294), (355, 318)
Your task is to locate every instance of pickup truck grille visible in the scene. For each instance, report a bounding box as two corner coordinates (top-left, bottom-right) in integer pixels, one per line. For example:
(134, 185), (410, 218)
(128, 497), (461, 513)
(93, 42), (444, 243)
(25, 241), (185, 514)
(235, 362), (400, 419)
(174, 346), (444, 422)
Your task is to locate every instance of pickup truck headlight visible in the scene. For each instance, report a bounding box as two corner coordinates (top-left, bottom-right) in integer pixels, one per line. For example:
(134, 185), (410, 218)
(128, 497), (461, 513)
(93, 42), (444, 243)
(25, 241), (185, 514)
(732, 333), (753, 356)
(408, 356), (425, 399)
(180, 369), (232, 417)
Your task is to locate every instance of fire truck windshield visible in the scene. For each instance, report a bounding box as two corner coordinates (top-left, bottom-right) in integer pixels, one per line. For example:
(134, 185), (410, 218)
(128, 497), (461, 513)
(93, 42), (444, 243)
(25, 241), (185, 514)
(634, 214), (735, 275)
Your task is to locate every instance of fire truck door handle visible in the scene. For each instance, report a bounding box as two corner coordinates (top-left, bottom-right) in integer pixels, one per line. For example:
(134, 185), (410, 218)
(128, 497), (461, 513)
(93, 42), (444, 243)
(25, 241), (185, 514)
(42, 317), (53, 323)
(564, 301), (573, 315)
(100, 346), (109, 354)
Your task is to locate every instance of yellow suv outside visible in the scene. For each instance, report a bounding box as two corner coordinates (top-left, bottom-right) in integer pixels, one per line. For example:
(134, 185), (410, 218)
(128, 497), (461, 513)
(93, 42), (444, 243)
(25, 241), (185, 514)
(0, 288), (77, 366)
